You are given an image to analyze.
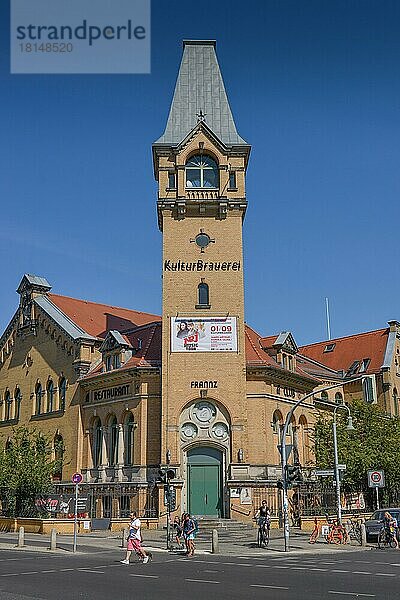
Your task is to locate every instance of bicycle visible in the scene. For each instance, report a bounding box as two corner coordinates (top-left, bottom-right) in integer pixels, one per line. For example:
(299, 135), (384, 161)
(378, 525), (398, 549)
(345, 516), (362, 546)
(256, 517), (270, 548)
(309, 518), (320, 544)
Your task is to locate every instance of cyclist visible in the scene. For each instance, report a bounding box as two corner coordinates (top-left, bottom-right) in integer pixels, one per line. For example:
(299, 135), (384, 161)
(383, 511), (399, 549)
(255, 500), (271, 546)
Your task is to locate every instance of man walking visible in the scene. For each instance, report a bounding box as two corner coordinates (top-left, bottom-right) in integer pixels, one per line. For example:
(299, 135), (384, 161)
(121, 512), (152, 564)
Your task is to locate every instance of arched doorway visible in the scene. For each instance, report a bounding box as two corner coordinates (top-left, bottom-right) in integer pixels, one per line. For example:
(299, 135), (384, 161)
(187, 447), (223, 517)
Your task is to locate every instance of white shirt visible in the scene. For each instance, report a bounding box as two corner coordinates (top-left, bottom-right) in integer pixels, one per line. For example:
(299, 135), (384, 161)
(129, 518), (141, 540)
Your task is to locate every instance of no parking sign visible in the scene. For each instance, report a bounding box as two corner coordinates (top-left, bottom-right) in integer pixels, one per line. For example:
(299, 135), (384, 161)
(367, 470), (385, 488)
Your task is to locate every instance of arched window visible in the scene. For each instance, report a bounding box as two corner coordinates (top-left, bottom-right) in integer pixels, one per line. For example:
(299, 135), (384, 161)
(47, 380), (54, 413)
(320, 391), (329, 403)
(53, 433), (64, 481)
(14, 387), (21, 421)
(35, 383), (42, 415)
(197, 282), (209, 306)
(393, 388), (398, 417)
(109, 416), (119, 466)
(185, 155), (219, 189)
(4, 391), (12, 422)
(124, 413), (135, 466)
(59, 377), (66, 411)
(92, 418), (102, 467)
(335, 392), (343, 404)
(272, 410), (283, 443)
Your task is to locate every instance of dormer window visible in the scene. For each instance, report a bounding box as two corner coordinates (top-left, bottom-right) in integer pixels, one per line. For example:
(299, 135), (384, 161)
(358, 358), (370, 373)
(185, 155), (218, 189)
(347, 360), (360, 376)
(113, 354), (121, 369)
(324, 343), (336, 353)
(105, 356), (112, 372)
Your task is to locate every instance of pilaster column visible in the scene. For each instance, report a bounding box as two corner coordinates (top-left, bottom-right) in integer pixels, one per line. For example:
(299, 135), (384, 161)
(99, 427), (108, 482)
(117, 424), (124, 465)
(115, 424), (125, 482)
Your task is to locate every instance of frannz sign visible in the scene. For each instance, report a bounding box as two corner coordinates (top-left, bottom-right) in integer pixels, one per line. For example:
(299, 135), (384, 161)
(191, 381), (218, 389)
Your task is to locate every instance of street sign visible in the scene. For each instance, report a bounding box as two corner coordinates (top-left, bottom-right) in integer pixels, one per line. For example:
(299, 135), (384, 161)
(368, 469), (385, 488)
(277, 444), (293, 462)
(315, 469), (334, 477)
(337, 464), (346, 471)
(72, 472), (83, 484)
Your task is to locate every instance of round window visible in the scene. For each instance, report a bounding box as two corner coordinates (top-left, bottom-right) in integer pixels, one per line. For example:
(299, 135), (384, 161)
(195, 232), (211, 250)
(181, 422), (198, 440)
(192, 401), (216, 424)
(212, 422), (229, 440)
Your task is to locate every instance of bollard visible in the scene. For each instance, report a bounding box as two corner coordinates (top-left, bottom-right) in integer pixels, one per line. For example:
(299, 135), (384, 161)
(360, 523), (367, 547)
(18, 526), (24, 548)
(50, 528), (57, 551)
(121, 527), (128, 548)
(211, 528), (219, 554)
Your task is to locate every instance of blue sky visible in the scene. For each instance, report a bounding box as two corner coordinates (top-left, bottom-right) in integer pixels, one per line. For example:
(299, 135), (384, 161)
(1, 0), (399, 345)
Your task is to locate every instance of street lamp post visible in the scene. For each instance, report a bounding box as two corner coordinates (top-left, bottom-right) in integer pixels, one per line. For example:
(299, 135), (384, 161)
(281, 376), (363, 552)
(332, 404), (355, 525)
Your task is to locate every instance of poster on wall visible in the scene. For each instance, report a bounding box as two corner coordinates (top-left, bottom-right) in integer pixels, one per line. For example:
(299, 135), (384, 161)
(171, 317), (238, 352)
(240, 488), (252, 505)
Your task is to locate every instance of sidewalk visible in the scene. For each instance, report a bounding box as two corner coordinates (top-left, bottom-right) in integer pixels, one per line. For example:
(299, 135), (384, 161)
(0, 528), (373, 557)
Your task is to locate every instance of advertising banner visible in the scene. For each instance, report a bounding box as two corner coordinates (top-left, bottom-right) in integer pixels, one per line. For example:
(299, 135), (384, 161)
(171, 317), (237, 352)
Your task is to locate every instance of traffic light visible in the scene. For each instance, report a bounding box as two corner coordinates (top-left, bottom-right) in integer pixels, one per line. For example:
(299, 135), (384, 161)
(285, 465), (302, 485)
(157, 468), (175, 483)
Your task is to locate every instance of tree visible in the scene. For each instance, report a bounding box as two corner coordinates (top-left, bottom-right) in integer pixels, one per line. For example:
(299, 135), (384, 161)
(0, 428), (64, 517)
(313, 399), (400, 507)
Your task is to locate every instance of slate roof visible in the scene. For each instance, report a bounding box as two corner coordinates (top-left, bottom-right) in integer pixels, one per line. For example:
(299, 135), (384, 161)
(17, 274), (51, 293)
(35, 295), (96, 342)
(154, 41), (249, 147)
(300, 329), (389, 375)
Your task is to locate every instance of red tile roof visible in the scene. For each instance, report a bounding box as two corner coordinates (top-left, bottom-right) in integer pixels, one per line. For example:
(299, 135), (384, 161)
(48, 294), (160, 338)
(245, 325), (278, 367)
(300, 329), (388, 375)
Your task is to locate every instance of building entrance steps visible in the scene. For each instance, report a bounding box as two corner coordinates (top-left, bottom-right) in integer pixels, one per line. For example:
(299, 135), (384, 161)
(192, 518), (256, 542)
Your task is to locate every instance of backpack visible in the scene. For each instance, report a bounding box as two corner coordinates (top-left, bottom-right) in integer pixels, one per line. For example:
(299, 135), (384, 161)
(192, 518), (199, 537)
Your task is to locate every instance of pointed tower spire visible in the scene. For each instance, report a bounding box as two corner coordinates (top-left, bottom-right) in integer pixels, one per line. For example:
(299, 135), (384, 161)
(154, 40), (249, 148)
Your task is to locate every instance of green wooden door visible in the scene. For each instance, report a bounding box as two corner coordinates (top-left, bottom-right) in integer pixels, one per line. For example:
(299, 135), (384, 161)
(188, 447), (222, 517)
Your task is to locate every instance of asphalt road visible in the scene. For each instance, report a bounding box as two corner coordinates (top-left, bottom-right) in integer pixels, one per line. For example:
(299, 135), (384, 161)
(0, 547), (398, 600)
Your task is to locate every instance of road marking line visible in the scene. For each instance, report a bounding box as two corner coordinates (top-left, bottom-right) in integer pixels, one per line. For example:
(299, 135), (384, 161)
(41, 570), (57, 573)
(78, 569), (105, 574)
(0, 574), (19, 577)
(375, 573), (396, 577)
(331, 569), (349, 573)
(129, 574), (159, 579)
(291, 567), (307, 570)
(272, 565), (289, 569)
(328, 592), (375, 597)
(185, 579), (220, 584)
(389, 563), (400, 567)
(19, 571), (39, 575)
(59, 568), (74, 571)
(309, 567), (327, 571)
(203, 570), (219, 573)
(251, 584), (289, 590)
(352, 571), (372, 575)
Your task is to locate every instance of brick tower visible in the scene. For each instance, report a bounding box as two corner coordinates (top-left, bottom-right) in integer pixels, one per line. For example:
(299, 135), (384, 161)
(152, 41), (251, 517)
